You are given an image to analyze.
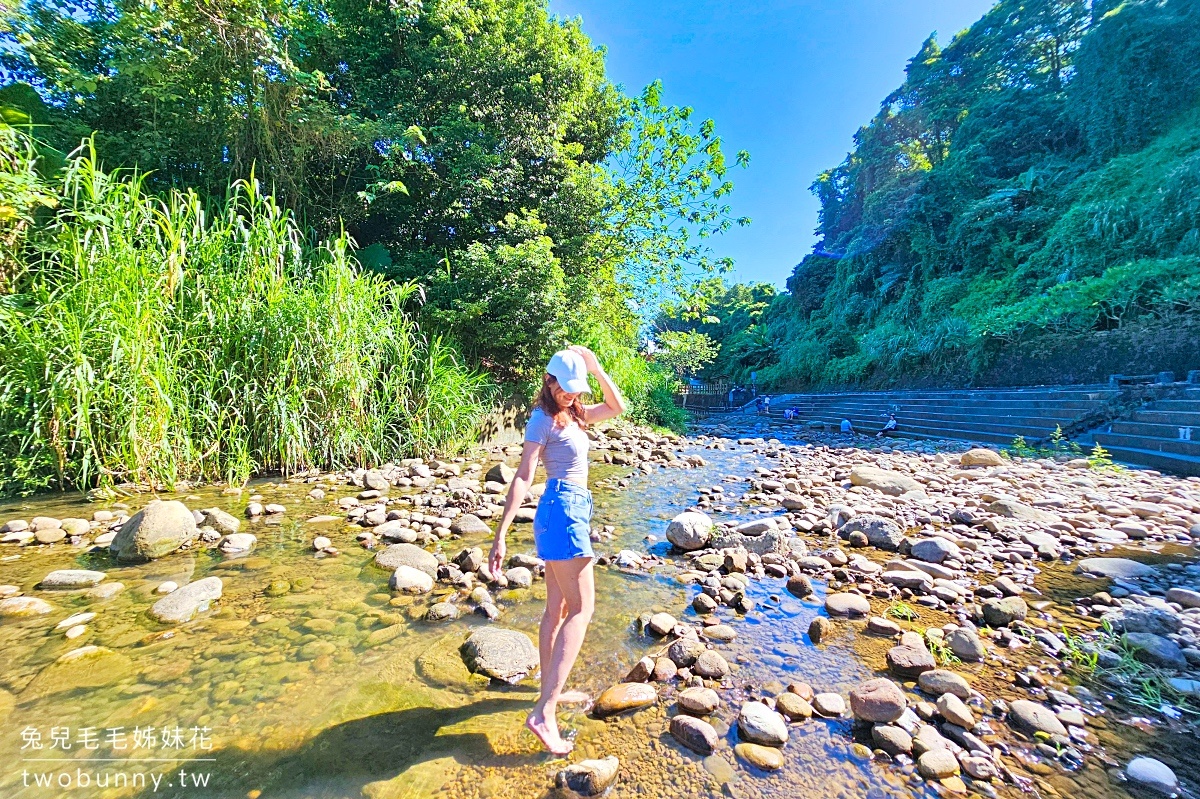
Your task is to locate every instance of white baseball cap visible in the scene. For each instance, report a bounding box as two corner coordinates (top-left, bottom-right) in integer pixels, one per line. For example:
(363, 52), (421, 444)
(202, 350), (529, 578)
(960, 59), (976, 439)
(546, 349), (590, 394)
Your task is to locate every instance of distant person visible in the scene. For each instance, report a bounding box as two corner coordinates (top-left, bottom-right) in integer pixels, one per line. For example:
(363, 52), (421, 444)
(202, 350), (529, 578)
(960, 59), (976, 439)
(727, 386), (736, 408)
(840, 419), (855, 434)
(762, 395), (771, 415)
(754, 396), (764, 414)
(876, 413), (898, 438)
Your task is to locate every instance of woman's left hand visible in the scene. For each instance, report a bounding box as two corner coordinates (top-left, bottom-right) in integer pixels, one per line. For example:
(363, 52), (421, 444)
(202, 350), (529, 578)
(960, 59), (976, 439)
(568, 344), (600, 374)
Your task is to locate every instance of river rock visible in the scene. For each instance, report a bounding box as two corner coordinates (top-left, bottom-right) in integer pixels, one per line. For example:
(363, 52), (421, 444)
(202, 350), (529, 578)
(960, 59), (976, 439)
(594, 683), (657, 718)
(667, 637), (706, 667)
(988, 499), (1059, 524)
(460, 628), (538, 683)
(826, 593), (871, 616)
(0, 596), (53, 616)
(374, 543), (439, 577)
(693, 650), (730, 679)
(1077, 557), (1158, 580)
(910, 538), (960, 564)
(199, 507), (240, 535)
(735, 742), (784, 771)
(666, 511), (714, 551)
(219, 533), (257, 553)
(982, 596), (1028, 627)
(670, 715), (718, 755)
(738, 701), (788, 746)
(785, 573), (813, 598)
(937, 693), (975, 727)
(149, 577), (222, 623)
(917, 749), (960, 779)
(812, 692), (846, 717)
(486, 463), (516, 485)
(1102, 606), (1181, 636)
(775, 691), (812, 720)
(110, 500), (197, 562)
(946, 628), (986, 661)
(849, 678), (907, 722)
(841, 515), (904, 550)
(451, 514), (490, 535)
(1166, 588), (1200, 609)
(39, 570), (106, 589)
(887, 645), (936, 679)
(23, 645), (133, 698)
(850, 466), (923, 496)
(647, 612), (677, 636)
(1125, 632), (1188, 669)
(873, 724), (913, 756)
(678, 686), (721, 715)
(1008, 699), (1067, 737)
(389, 565), (434, 594)
(425, 602), (459, 621)
(1126, 757), (1178, 795)
(918, 670), (971, 699)
(556, 756), (619, 796)
(960, 448), (1004, 467)
(808, 616), (832, 642)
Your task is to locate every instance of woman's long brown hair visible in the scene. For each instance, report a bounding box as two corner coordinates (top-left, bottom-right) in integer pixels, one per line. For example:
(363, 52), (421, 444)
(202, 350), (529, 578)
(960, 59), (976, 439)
(536, 374), (588, 430)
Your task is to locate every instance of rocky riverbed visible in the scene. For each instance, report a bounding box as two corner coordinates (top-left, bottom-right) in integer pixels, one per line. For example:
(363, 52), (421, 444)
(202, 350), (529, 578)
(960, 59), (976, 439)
(0, 416), (1196, 799)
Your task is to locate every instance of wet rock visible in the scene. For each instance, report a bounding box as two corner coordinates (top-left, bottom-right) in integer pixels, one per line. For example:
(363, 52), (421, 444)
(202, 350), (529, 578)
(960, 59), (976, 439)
(734, 742), (784, 771)
(1008, 699), (1067, 737)
(775, 692), (812, 720)
(594, 683), (657, 718)
(961, 755), (996, 780)
(678, 686), (721, 715)
(917, 749), (960, 779)
(738, 701), (788, 746)
(826, 593), (871, 616)
(460, 628), (538, 683)
(946, 628), (986, 662)
(219, 533), (257, 554)
(110, 500), (197, 562)
(39, 570), (106, 589)
(1126, 757), (1179, 796)
(374, 543), (439, 577)
(887, 645), (936, 679)
(1076, 558), (1158, 580)
(809, 616), (832, 642)
(872, 724), (913, 757)
(841, 515), (904, 550)
(504, 566), (533, 588)
(1102, 606), (1181, 637)
(647, 612), (677, 637)
(625, 656), (654, 682)
(653, 657), (678, 682)
(849, 678), (907, 723)
(425, 602), (460, 622)
(666, 511), (714, 551)
(670, 715), (718, 755)
(0, 596), (53, 616)
(704, 624), (737, 642)
(199, 507), (240, 535)
(389, 565), (434, 594)
(849, 466), (923, 496)
(486, 463), (516, 485)
(86, 583), (124, 601)
(982, 596), (1028, 627)
(23, 645), (132, 698)
(35, 528), (66, 544)
(692, 593), (718, 613)
(555, 756), (620, 795)
(918, 670), (971, 699)
(693, 650), (731, 679)
(149, 577), (222, 623)
(453, 547), (484, 573)
(667, 638), (706, 668)
(786, 573), (813, 598)
(812, 692), (846, 717)
(960, 448), (1004, 467)
(1125, 632), (1188, 670)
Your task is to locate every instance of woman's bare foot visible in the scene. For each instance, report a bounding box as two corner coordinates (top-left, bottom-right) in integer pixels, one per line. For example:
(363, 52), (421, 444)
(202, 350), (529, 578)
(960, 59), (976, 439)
(526, 708), (573, 756)
(558, 690), (590, 704)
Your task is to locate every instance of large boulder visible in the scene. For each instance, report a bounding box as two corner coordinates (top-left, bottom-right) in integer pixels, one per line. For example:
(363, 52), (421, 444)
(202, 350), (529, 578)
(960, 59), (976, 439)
(149, 577), (223, 623)
(946, 628), (986, 662)
(110, 500), (197, 562)
(594, 683), (657, 718)
(374, 543), (439, 577)
(959, 448), (1004, 467)
(666, 511), (714, 551)
(849, 466), (923, 496)
(848, 678), (907, 723)
(841, 515), (904, 551)
(450, 514), (490, 535)
(23, 646), (132, 698)
(460, 628), (538, 683)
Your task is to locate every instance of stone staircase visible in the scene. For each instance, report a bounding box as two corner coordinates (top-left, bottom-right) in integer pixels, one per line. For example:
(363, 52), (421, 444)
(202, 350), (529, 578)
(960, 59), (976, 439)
(1087, 387), (1200, 477)
(759, 385), (1121, 448)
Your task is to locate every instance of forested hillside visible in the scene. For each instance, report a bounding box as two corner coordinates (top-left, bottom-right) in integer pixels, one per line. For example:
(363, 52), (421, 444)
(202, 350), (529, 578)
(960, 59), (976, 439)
(678, 0), (1200, 390)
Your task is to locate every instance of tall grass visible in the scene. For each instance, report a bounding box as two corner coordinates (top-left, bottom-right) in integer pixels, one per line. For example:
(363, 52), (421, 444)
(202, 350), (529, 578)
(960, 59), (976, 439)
(0, 142), (494, 495)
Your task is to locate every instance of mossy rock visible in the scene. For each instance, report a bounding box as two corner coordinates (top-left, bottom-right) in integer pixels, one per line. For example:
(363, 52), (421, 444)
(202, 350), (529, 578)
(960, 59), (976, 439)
(415, 633), (485, 691)
(24, 646), (133, 698)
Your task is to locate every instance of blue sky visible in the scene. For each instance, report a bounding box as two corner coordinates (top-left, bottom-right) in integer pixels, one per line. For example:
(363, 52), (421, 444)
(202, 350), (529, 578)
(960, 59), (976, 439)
(549, 0), (996, 288)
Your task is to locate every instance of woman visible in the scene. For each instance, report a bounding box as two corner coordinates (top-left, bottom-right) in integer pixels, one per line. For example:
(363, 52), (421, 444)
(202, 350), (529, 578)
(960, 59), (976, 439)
(488, 345), (626, 755)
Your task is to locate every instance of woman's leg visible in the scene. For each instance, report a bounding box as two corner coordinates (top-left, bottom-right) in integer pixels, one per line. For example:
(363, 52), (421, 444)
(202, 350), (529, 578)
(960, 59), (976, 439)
(526, 556), (595, 754)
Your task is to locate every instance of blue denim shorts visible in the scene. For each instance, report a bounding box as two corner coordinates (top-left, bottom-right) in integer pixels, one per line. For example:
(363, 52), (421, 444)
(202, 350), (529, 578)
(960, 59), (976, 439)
(533, 478), (594, 561)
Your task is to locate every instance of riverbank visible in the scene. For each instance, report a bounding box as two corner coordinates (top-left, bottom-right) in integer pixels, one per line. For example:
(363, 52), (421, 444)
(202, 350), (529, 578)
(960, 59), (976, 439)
(0, 416), (1195, 799)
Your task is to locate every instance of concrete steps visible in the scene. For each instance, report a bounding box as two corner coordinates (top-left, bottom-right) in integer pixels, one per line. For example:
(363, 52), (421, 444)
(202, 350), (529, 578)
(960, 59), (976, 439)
(1091, 388), (1200, 476)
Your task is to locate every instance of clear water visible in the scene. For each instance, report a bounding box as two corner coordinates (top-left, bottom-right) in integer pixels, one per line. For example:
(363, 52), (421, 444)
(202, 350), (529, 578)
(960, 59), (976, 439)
(0, 440), (1190, 799)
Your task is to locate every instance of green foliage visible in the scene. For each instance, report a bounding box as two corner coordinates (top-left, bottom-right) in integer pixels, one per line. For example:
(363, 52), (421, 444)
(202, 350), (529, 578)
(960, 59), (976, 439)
(0, 110), (59, 291)
(655, 278), (777, 383)
(0, 146), (494, 495)
(1088, 442), (1116, 470)
(655, 331), (719, 378)
(749, 0), (1200, 390)
(884, 601), (919, 621)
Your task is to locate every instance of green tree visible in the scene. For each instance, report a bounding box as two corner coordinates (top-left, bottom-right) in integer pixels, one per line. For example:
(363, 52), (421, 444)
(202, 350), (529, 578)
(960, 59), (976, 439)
(655, 330), (718, 379)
